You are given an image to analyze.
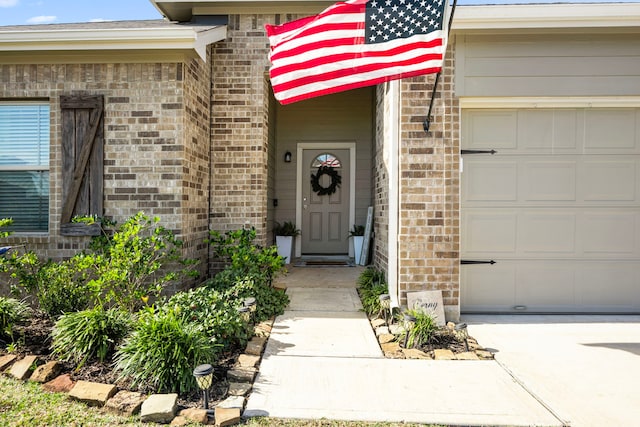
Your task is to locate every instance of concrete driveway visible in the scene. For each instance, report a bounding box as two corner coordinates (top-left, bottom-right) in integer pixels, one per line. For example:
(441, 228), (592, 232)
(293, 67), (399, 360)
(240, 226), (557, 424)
(465, 315), (640, 427)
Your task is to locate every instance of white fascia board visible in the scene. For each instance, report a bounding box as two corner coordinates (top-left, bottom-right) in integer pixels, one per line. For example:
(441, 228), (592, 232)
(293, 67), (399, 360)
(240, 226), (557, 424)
(194, 25), (227, 59)
(453, 3), (640, 30)
(0, 25), (226, 61)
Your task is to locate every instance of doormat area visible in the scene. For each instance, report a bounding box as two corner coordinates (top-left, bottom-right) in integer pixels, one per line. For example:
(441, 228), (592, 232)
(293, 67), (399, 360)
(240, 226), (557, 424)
(294, 260), (354, 267)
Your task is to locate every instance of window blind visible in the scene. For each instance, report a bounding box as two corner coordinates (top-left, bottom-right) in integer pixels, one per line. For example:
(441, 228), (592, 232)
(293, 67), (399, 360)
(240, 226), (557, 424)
(0, 103), (50, 232)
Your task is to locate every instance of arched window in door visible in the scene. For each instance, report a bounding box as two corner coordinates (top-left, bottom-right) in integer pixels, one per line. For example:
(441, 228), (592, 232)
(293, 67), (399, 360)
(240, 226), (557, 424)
(311, 153), (342, 168)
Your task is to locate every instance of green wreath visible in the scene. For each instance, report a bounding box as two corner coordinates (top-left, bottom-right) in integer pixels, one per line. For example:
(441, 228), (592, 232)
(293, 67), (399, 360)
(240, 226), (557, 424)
(311, 166), (342, 196)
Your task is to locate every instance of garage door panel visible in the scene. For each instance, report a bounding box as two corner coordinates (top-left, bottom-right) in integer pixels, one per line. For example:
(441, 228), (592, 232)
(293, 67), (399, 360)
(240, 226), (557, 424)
(582, 161), (636, 201)
(465, 110), (518, 150)
(520, 213), (576, 254)
(584, 110), (637, 150)
(515, 264), (576, 306)
(577, 262), (639, 307)
(524, 161), (576, 201)
(465, 211), (517, 254)
(461, 264), (516, 309)
(581, 212), (637, 255)
(517, 109), (579, 151)
(464, 162), (517, 201)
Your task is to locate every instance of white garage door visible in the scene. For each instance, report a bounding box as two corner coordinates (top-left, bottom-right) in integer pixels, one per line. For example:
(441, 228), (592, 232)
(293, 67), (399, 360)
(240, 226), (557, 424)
(461, 108), (640, 313)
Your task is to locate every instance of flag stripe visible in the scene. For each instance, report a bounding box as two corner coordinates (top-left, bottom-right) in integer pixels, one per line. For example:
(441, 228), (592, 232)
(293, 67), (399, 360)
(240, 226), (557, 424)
(271, 49), (443, 92)
(280, 67), (441, 105)
(266, 2), (366, 44)
(270, 37), (443, 79)
(274, 58), (442, 104)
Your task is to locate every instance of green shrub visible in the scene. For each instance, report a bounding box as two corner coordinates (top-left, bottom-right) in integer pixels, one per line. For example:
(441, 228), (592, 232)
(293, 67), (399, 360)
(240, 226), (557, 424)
(33, 259), (93, 316)
(51, 306), (132, 368)
(73, 212), (199, 312)
(357, 267), (386, 290)
(114, 307), (216, 394)
(2, 254), (93, 317)
(4, 213), (198, 315)
(399, 308), (439, 348)
(163, 286), (250, 351)
(0, 297), (29, 342)
(208, 227), (285, 287)
(360, 283), (389, 317)
(357, 268), (388, 317)
(206, 275), (289, 323)
(0, 218), (12, 238)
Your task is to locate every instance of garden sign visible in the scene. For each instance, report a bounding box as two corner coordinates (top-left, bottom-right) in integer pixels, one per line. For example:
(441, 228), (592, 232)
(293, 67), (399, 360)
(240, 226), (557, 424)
(406, 290), (446, 326)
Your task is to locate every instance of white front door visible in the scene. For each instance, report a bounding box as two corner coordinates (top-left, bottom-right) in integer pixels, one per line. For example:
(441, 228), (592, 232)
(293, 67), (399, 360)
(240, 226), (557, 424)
(301, 149), (350, 254)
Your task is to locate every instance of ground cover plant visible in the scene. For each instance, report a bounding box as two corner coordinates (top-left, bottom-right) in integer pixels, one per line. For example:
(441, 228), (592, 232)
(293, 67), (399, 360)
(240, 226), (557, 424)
(0, 296), (29, 344)
(51, 306), (133, 368)
(357, 267), (389, 317)
(113, 306), (218, 394)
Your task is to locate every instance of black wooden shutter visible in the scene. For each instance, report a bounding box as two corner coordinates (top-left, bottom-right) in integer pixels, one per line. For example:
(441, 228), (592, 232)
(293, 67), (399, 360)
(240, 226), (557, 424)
(59, 94), (104, 235)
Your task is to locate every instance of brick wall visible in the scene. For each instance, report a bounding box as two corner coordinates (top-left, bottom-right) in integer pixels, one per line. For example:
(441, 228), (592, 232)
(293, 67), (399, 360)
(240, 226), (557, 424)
(397, 41), (460, 320)
(0, 60), (210, 279)
(181, 58), (212, 276)
(210, 15), (274, 244)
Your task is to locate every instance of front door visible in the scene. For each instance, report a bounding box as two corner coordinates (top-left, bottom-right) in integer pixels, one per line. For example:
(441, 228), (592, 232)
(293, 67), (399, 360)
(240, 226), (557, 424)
(301, 149), (350, 254)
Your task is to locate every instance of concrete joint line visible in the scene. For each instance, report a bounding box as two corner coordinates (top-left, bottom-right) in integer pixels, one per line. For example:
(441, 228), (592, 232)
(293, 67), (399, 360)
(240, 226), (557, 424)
(493, 358), (570, 427)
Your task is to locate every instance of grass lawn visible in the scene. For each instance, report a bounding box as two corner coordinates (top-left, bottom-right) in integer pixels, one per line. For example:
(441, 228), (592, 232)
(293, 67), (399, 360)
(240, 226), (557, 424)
(0, 376), (443, 427)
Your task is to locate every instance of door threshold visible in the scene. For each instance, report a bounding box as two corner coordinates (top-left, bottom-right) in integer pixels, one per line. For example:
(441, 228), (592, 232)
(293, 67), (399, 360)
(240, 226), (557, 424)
(300, 255), (350, 261)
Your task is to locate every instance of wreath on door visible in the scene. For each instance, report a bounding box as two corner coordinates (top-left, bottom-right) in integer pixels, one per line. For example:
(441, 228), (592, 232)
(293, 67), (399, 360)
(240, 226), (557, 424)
(311, 166), (341, 196)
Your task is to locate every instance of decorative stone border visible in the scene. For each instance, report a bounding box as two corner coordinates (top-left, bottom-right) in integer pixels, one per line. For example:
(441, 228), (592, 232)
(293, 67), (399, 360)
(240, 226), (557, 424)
(369, 318), (495, 361)
(0, 318), (275, 426)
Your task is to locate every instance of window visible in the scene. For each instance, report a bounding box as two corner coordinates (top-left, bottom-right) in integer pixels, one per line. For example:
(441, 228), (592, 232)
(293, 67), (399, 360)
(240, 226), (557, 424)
(311, 153), (342, 168)
(0, 102), (50, 232)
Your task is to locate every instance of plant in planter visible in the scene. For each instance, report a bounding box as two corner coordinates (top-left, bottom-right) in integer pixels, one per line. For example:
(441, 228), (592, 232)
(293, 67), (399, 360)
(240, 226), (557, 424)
(349, 224), (365, 264)
(273, 221), (300, 264)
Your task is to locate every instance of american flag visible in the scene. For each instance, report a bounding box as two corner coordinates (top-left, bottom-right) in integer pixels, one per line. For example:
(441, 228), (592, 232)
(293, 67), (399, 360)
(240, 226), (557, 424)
(266, 0), (448, 105)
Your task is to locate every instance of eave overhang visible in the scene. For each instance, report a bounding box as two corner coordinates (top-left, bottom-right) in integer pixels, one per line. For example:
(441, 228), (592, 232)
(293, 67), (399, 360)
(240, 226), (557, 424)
(0, 22), (227, 61)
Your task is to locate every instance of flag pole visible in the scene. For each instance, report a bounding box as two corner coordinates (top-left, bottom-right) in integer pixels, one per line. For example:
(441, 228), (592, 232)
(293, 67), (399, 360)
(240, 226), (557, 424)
(423, 0), (458, 133)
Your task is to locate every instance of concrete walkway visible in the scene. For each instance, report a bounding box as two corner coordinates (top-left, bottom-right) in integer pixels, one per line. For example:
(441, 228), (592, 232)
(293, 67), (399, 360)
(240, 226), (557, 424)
(244, 267), (562, 426)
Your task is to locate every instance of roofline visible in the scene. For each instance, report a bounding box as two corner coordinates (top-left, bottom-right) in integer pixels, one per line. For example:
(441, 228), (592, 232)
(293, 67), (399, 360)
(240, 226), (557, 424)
(452, 3), (640, 30)
(151, 1), (335, 21)
(0, 24), (227, 61)
(152, 1), (640, 28)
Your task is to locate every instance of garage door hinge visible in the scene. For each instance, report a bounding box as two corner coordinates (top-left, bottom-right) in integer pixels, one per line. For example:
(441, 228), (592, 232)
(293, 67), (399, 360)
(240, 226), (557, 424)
(460, 259), (496, 265)
(461, 149), (497, 155)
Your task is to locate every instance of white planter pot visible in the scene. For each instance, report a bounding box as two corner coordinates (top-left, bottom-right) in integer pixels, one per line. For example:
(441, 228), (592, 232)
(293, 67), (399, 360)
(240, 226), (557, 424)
(353, 235), (364, 265)
(276, 235), (293, 264)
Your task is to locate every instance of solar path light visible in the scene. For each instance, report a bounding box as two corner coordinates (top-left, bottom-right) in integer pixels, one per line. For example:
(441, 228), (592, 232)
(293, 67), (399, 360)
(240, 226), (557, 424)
(193, 364), (213, 410)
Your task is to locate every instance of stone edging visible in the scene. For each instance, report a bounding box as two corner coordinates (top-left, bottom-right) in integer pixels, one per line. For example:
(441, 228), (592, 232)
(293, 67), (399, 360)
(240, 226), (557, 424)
(0, 318), (275, 426)
(369, 318), (495, 361)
